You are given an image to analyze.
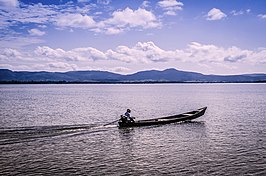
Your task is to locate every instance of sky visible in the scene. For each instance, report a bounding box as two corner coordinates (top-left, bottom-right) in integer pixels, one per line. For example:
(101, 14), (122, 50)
(0, 0), (266, 75)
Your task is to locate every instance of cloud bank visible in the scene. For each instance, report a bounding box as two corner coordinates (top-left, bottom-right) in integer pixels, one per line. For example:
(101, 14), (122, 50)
(1, 42), (265, 73)
(0, 2), (160, 35)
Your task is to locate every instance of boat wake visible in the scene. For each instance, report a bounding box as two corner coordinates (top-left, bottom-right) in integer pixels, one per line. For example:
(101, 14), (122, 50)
(0, 123), (116, 145)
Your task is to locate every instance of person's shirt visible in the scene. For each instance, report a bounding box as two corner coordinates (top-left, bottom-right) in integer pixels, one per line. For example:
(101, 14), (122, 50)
(125, 111), (130, 118)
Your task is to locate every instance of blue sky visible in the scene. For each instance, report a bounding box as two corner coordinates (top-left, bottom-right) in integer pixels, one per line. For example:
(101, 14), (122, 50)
(0, 0), (266, 74)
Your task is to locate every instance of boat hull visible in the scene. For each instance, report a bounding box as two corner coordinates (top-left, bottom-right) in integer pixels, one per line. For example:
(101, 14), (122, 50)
(118, 107), (207, 128)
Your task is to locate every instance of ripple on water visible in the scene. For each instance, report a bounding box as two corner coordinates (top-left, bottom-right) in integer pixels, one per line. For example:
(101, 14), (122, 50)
(0, 84), (266, 175)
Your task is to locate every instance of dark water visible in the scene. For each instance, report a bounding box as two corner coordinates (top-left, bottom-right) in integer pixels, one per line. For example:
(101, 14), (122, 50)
(0, 84), (265, 175)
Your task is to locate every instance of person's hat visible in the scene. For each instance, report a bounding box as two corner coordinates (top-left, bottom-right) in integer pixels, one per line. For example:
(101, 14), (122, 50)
(127, 109), (131, 112)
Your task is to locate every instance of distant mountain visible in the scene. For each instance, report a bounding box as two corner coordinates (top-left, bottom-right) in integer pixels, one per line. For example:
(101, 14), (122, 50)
(0, 68), (266, 83)
(0, 69), (121, 82)
(122, 68), (206, 82)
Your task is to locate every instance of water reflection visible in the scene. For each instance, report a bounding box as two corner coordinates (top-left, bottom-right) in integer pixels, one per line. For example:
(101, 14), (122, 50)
(118, 127), (135, 153)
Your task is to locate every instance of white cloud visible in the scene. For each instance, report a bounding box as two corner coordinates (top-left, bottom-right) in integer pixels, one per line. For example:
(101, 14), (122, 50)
(97, 0), (111, 5)
(249, 48), (266, 64)
(231, 9), (251, 16)
(158, 0), (183, 16)
(35, 46), (67, 60)
(101, 8), (160, 30)
(207, 8), (227, 21)
(2, 42), (175, 65)
(92, 7), (161, 34)
(1, 42), (266, 73)
(55, 13), (96, 29)
(2, 42), (263, 65)
(158, 0), (183, 8)
(0, 3), (94, 34)
(28, 28), (46, 36)
(106, 41), (177, 63)
(141, 1), (150, 8)
(258, 14), (266, 19)
(38, 25), (47, 28)
(185, 42), (252, 63)
(48, 62), (77, 70)
(0, 0), (19, 8)
(2, 42), (264, 65)
(231, 10), (244, 16)
(94, 11), (103, 15)
(111, 67), (131, 73)
(1, 3), (160, 36)
(164, 10), (177, 16)
(0, 64), (35, 71)
(35, 46), (106, 61)
(105, 27), (123, 35)
(72, 47), (107, 61)
(0, 48), (22, 61)
(6, 3), (57, 24)
(183, 44), (265, 74)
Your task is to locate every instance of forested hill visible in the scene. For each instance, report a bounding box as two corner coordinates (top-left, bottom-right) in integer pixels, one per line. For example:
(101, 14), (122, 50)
(1, 68), (266, 83)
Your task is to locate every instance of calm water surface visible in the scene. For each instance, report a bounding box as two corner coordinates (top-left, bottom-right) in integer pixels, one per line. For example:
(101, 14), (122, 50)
(0, 84), (265, 175)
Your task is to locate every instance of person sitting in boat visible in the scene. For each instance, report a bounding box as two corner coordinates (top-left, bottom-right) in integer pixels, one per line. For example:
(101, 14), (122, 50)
(121, 109), (135, 123)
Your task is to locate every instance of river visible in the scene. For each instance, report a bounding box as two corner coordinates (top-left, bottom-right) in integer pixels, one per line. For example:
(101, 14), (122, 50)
(0, 84), (265, 175)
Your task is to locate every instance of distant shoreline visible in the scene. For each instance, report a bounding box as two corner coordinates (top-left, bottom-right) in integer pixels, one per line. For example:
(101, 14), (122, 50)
(1, 81), (266, 84)
(1, 68), (266, 83)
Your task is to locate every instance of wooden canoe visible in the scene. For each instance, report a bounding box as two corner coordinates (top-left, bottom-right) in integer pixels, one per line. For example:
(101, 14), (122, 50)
(118, 107), (207, 127)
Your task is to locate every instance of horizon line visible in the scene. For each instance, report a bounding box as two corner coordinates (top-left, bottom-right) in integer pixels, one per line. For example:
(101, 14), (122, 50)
(1, 68), (266, 76)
